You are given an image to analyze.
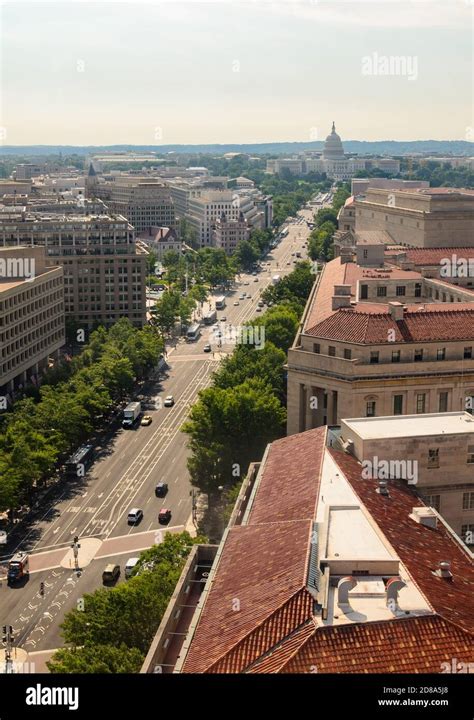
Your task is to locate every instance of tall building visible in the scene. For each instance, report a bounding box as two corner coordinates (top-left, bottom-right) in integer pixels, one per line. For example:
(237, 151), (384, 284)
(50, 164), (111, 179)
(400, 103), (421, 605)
(186, 191), (240, 247)
(0, 246), (64, 394)
(286, 248), (474, 434)
(95, 177), (175, 232)
(149, 428), (473, 674)
(0, 206), (146, 328)
(212, 212), (249, 254)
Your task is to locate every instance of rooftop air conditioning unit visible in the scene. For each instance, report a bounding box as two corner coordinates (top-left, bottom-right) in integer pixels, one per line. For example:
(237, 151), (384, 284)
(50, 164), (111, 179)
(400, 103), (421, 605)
(410, 507), (438, 529)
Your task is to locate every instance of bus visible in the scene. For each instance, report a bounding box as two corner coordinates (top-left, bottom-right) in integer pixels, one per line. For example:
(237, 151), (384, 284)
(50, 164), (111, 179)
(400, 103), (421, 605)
(203, 309), (217, 325)
(279, 227), (289, 239)
(215, 296), (226, 310)
(65, 444), (94, 477)
(186, 323), (201, 342)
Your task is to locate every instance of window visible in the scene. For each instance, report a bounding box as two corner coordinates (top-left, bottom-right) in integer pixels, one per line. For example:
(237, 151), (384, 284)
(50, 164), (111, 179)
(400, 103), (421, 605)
(439, 392), (448, 413)
(462, 492), (474, 510)
(396, 286), (406, 296)
(464, 347), (472, 359)
(370, 351), (379, 364)
(377, 286), (387, 297)
(461, 524), (474, 545)
(437, 348), (446, 361)
(313, 343), (320, 354)
(414, 349), (423, 362)
(428, 448), (439, 468)
(366, 401), (376, 417)
(416, 393), (426, 414)
(344, 349), (352, 360)
(363, 249), (368, 258)
(468, 445), (474, 464)
(360, 284), (368, 299)
(393, 395), (403, 415)
(425, 494), (441, 512)
(415, 283), (422, 298)
(328, 346), (336, 357)
(392, 350), (400, 363)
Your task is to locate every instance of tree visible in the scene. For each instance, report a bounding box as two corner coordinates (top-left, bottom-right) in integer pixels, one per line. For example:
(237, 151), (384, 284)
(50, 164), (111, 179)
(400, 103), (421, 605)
(234, 240), (259, 271)
(48, 644), (143, 674)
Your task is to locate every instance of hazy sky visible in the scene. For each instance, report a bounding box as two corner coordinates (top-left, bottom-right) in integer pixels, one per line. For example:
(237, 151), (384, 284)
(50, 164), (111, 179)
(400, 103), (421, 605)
(0, 0), (472, 145)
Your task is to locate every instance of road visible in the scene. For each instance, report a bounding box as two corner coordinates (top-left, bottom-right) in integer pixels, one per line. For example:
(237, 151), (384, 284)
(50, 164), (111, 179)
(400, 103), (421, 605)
(0, 205), (315, 662)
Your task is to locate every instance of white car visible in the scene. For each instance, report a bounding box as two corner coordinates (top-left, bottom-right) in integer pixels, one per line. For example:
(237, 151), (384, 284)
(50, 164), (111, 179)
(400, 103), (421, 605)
(127, 508), (143, 525)
(164, 395), (175, 407)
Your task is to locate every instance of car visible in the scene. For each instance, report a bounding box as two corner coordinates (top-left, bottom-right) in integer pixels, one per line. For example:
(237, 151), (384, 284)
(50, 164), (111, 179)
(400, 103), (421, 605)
(291, 252), (295, 256)
(127, 508), (143, 524)
(159, 508), (172, 524)
(102, 564), (120, 584)
(155, 482), (168, 497)
(233, 301), (240, 306)
(203, 343), (212, 352)
(257, 300), (264, 307)
(141, 415), (152, 426)
(244, 281), (250, 286)
(239, 293), (246, 299)
(220, 316), (227, 322)
(286, 261), (291, 265)
(256, 307), (262, 312)
(164, 395), (175, 407)
(254, 277), (259, 282)
(252, 271), (257, 276)
(125, 558), (140, 579)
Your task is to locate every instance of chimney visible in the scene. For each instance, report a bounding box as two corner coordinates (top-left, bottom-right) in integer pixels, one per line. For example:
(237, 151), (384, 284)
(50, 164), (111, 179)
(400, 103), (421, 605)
(332, 284), (352, 310)
(388, 301), (404, 322)
(386, 577), (407, 609)
(337, 576), (357, 606)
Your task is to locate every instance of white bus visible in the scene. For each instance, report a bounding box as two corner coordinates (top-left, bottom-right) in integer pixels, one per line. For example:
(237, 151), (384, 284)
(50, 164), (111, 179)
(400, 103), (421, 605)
(215, 296), (226, 310)
(186, 323), (201, 342)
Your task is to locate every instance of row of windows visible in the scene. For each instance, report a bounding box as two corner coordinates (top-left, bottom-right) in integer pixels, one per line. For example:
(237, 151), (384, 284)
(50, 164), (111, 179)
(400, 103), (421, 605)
(1, 328), (64, 373)
(313, 344), (472, 363)
(0, 278), (62, 312)
(0, 293), (64, 327)
(1, 316), (63, 358)
(366, 391), (473, 417)
(0, 312), (63, 346)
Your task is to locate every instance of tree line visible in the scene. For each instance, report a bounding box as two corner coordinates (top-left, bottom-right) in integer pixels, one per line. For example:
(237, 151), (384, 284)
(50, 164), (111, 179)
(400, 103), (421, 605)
(0, 319), (163, 513)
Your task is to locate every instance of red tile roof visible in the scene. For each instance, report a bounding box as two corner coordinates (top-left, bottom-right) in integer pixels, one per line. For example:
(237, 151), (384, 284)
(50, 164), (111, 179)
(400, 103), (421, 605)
(281, 616), (474, 674)
(403, 248), (474, 266)
(181, 432), (474, 674)
(248, 427), (326, 525)
(306, 307), (474, 343)
(331, 448), (474, 635)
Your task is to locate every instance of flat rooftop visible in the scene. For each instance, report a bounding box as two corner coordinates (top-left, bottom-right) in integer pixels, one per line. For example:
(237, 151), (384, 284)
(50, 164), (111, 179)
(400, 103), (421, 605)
(342, 412), (474, 440)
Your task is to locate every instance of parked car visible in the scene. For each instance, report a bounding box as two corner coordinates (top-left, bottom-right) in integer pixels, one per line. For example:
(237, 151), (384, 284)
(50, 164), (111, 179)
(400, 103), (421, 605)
(127, 508), (143, 525)
(155, 482), (168, 497)
(159, 508), (172, 524)
(141, 415), (152, 426)
(203, 343), (212, 352)
(220, 316), (227, 322)
(102, 564), (120, 584)
(125, 558), (140, 579)
(233, 301), (239, 306)
(164, 395), (174, 407)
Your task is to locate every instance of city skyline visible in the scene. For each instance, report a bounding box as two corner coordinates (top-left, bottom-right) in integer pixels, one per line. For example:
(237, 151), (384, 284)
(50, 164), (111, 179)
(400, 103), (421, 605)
(1, 0), (472, 145)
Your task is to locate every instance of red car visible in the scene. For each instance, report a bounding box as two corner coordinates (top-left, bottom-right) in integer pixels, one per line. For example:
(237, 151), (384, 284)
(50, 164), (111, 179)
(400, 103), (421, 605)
(159, 508), (172, 524)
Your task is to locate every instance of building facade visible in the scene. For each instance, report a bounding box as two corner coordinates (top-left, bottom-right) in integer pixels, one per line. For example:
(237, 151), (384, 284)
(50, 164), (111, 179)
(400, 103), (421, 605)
(0, 246), (65, 393)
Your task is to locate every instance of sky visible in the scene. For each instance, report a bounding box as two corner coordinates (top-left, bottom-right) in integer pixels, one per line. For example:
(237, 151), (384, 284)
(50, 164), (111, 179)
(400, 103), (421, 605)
(0, 0), (472, 145)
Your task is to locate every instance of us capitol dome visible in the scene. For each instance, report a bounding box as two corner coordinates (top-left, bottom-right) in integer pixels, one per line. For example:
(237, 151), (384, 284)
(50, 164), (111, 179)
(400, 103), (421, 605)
(323, 121), (345, 160)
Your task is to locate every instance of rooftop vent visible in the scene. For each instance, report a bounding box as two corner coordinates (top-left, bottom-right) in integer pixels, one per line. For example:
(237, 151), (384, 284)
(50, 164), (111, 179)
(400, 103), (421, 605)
(377, 479), (390, 496)
(386, 576), (407, 610)
(434, 560), (453, 580)
(410, 507), (438, 529)
(337, 576), (357, 607)
(388, 301), (404, 322)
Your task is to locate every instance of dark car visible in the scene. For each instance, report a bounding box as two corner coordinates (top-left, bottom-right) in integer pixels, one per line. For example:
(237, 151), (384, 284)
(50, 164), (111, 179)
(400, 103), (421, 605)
(155, 482), (168, 497)
(158, 508), (172, 524)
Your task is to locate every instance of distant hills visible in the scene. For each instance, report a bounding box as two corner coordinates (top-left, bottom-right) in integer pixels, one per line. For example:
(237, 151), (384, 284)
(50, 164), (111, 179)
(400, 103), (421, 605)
(0, 140), (472, 157)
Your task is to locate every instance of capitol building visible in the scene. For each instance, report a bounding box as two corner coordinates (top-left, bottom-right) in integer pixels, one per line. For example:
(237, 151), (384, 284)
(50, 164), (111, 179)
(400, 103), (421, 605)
(267, 123), (400, 180)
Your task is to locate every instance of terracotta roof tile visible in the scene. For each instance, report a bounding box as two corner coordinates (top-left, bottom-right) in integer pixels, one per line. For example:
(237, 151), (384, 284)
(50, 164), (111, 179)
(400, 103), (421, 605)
(181, 520), (313, 673)
(282, 616), (474, 673)
(403, 248), (474, 266)
(248, 620), (317, 674)
(248, 427), (326, 525)
(306, 307), (474, 343)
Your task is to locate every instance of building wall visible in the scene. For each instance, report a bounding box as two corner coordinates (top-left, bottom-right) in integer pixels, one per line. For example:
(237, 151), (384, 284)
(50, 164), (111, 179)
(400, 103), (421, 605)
(0, 247), (65, 392)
